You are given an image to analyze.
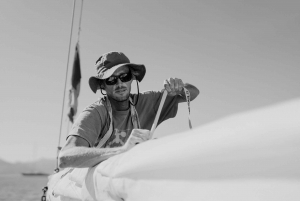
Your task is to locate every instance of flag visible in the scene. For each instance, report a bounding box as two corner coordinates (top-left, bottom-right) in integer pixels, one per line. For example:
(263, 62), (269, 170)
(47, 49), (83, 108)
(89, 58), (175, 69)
(68, 43), (81, 123)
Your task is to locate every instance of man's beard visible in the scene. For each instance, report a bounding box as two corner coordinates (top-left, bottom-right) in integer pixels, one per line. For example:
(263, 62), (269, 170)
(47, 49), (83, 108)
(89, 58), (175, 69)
(112, 93), (130, 102)
(111, 86), (130, 102)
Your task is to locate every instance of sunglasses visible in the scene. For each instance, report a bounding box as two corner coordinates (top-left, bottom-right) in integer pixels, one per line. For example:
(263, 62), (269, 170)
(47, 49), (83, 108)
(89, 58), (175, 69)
(105, 72), (132, 85)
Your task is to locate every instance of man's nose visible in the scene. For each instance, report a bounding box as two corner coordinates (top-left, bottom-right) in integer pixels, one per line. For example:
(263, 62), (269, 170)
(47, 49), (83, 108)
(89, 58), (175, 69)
(116, 77), (123, 85)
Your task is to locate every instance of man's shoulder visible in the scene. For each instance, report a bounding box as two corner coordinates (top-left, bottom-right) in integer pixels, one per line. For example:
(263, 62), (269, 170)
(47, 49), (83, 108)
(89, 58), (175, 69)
(132, 90), (163, 106)
(139, 90), (162, 97)
(130, 90), (161, 101)
(83, 99), (107, 115)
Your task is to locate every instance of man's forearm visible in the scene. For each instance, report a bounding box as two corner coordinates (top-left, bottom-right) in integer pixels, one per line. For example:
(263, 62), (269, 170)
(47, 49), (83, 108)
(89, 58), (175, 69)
(58, 146), (125, 168)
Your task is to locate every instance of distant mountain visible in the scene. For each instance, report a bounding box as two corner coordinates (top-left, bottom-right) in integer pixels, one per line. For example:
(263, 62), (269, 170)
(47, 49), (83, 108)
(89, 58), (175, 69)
(0, 158), (56, 175)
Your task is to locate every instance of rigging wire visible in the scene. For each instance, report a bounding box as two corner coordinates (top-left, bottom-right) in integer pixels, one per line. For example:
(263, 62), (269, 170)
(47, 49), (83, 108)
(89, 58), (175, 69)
(56, 0), (76, 171)
(56, 0), (84, 172)
(77, 0), (84, 43)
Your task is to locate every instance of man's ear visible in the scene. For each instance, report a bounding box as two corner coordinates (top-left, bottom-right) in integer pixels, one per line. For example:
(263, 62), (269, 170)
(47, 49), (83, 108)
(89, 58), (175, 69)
(98, 80), (105, 89)
(100, 83), (106, 89)
(132, 74), (137, 80)
(130, 69), (137, 80)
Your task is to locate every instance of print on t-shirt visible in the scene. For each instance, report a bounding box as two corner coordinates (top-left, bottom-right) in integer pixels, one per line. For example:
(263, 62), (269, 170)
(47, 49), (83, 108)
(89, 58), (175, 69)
(107, 128), (130, 148)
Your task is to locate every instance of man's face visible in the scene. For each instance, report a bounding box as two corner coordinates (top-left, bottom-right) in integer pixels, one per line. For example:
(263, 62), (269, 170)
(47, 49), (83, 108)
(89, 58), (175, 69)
(103, 66), (133, 102)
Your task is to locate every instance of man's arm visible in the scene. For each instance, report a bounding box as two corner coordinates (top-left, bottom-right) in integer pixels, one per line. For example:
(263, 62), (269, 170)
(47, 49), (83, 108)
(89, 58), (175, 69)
(58, 129), (151, 169)
(58, 136), (125, 168)
(164, 78), (199, 103)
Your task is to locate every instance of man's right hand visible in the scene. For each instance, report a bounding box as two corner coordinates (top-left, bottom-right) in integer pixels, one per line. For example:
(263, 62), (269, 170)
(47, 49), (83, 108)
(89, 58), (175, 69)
(122, 129), (151, 151)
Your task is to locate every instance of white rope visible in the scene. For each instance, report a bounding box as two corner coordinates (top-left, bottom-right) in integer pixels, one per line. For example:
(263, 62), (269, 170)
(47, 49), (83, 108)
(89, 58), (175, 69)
(150, 90), (168, 138)
(150, 88), (192, 139)
(183, 87), (192, 129)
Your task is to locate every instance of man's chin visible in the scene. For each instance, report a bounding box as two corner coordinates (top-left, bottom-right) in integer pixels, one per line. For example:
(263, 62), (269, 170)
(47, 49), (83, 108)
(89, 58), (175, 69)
(113, 94), (130, 102)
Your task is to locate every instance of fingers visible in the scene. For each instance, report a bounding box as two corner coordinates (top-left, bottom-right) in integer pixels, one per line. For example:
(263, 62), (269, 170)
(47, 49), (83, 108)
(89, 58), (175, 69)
(178, 79), (184, 92)
(131, 129), (151, 141)
(132, 133), (148, 141)
(123, 129), (151, 151)
(127, 129), (151, 145)
(163, 79), (173, 94)
(174, 79), (179, 91)
(129, 136), (144, 144)
(163, 78), (184, 96)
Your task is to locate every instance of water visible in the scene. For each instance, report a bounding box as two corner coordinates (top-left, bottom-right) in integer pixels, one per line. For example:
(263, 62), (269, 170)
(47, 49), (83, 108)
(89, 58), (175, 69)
(0, 174), (48, 201)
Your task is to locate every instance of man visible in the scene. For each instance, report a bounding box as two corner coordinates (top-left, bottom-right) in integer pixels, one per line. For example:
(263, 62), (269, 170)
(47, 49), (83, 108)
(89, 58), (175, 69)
(59, 51), (199, 168)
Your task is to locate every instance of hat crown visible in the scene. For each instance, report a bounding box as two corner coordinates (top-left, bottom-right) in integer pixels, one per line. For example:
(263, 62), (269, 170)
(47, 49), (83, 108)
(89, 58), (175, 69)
(95, 52), (130, 73)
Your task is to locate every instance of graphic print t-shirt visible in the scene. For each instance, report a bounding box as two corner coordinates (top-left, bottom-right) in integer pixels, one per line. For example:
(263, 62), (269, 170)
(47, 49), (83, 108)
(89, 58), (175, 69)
(105, 109), (134, 148)
(68, 91), (179, 148)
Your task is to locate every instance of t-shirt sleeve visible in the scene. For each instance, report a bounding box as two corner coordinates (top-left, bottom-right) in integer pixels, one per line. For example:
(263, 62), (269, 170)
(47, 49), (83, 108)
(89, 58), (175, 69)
(68, 103), (107, 147)
(135, 91), (179, 129)
(154, 91), (179, 125)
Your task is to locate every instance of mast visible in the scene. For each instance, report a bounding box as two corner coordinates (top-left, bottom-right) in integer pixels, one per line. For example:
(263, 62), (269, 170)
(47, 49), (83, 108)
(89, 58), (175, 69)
(55, 0), (84, 172)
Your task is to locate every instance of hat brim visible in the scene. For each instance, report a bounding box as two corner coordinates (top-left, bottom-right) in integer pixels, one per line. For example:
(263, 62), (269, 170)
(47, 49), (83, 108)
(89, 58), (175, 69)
(89, 63), (146, 93)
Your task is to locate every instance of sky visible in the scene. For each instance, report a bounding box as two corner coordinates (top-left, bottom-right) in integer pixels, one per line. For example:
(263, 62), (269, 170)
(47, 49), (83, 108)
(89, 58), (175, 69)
(0, 0), (299, 163)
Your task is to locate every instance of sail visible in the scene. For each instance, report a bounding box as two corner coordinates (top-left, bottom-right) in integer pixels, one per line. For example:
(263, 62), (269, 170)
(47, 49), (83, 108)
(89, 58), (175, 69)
(48, 98), (300, 201)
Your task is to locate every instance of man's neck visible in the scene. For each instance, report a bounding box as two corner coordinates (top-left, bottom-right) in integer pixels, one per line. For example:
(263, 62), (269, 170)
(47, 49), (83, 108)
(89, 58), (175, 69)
(108, 97), (130, 111)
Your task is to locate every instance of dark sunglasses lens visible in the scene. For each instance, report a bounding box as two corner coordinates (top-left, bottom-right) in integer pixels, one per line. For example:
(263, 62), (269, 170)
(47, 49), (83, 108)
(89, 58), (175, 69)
(105, 72), (132, 85)
(120, 73), (132, 82)
(105, 77), (117, 85)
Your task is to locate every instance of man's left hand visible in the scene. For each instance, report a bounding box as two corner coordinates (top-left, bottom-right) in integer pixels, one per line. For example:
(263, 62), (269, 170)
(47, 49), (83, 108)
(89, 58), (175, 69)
(163, 78), (184, 96)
